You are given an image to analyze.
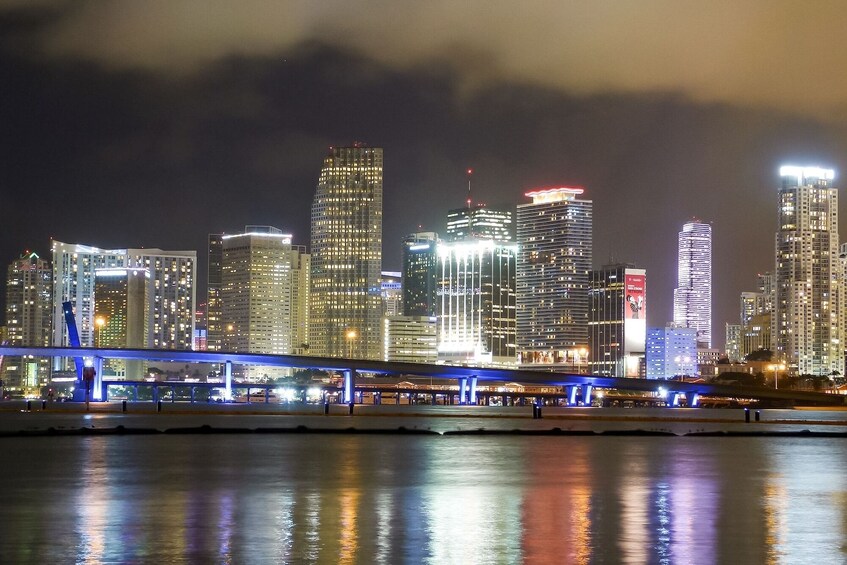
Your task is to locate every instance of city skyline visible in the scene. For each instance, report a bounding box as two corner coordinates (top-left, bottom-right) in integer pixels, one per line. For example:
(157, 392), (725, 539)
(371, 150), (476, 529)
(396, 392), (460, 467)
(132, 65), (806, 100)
(7, 4), (847, 349)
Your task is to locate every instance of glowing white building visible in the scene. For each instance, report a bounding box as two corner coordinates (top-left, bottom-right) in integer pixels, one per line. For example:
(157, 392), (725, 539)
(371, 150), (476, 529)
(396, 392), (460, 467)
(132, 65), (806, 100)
(775, 165), (842, 375)
(436, 239), (517, 366)
(673, 220), (712, 348)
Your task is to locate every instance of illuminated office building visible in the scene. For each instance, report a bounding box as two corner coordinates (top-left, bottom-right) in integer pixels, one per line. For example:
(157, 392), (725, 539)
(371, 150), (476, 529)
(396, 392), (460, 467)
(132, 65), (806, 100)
(221, 226), (310, 379)
(436, 239), (517, 366)
(310, 145), (383, 360)
(725, 323), (741, 362)
(128, 249), (196, 351)
(402, 232), (439, 317)
(206, 233), (223, 351)
(673, 220), (712, 348)
(381, 271), (403, 317)
(646, 325), (697, 379)
(384, 315), (437, 363)
(775, 165), (842, 375)
(589, 264), (646, 378)
(3, 252), (52, 393)
(93, 268), (148, 378)
(446, 204), (512, 242)
(516, 187), (592, 369)
(51, 241), (127, 357)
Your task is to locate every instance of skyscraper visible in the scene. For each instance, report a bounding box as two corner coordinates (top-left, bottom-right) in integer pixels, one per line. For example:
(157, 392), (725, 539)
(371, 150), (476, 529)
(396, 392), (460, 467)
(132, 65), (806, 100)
(589, 264), (646, 378)
(221, 226), (310, 379)
(775, 165), (842, 375)
(4, 252), (52, 393)
(52, 241), (127, 354)
(436, 239), (517, 366)
(206, 233), (223, 351)
(93, 268), (148, 378)
(673, 220), (712, 348)
(446, 204), (513, 242)
(310, 145), (383, 360)
(128, 249), (196, 351)
(402, 232), (439, 317)
(516, 187), (593, 369)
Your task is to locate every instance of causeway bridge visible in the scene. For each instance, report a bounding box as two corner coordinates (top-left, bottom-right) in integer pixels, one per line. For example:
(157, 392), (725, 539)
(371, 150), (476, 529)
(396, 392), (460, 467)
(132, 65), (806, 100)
(1, 346), (844, 407)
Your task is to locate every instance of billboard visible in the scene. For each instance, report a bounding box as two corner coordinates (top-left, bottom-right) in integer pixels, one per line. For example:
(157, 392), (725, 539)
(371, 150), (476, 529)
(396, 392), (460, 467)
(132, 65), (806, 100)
(624, 272), (646, 356)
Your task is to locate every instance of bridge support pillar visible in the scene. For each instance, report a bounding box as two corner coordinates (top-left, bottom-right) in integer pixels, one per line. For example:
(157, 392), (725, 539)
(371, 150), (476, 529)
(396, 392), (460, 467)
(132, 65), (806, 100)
(671, 392), (681, 407)
(93, 356), (104, 401)
(224, 360), (233, 402)
(582, 385), (593, 406)
(567, 386), (578, 406)
(431, 393), (437, 405)
(343, 369), (356, 404)
(458, 377), (468, 405)
(469, 376), (478, 405)
(686, 392), (699, 407)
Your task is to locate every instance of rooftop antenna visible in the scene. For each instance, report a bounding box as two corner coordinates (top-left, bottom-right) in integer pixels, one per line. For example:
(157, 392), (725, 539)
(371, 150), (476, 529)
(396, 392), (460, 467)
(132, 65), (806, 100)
(466, 168), (473, 209)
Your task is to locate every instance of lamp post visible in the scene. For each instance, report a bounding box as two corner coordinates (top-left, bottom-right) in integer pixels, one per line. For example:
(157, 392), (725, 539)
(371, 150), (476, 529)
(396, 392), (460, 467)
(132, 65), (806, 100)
(345, 329), (357, 359)
(770, 363), (786, 389)
(94, 316), (106, 348)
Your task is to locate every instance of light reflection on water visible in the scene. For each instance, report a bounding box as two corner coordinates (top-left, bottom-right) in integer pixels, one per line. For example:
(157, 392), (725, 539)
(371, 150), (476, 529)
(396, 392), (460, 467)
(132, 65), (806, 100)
(0, 435), (845, 563)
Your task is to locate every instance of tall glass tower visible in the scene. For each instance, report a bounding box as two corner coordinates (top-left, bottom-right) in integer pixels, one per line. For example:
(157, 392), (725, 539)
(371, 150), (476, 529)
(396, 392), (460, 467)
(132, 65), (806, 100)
(775, 165), (841, 375)
(673, 220), (712, 348)
(310, 145), (383, 360)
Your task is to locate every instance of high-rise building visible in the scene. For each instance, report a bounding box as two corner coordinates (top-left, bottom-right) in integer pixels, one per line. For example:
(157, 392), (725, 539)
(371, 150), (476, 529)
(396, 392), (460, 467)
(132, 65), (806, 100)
(436, 239), (517, 366)
(673, 220), (712, 348)
(402, 232), (439, 317)
(381, 271), (403, 318)
(128, 249), (196, 351)
(384, 315), (437, 363)
(775, 165), (842, 375)
(206, 233), (223, 351)
(93, 268), (148, 378)
(51, 241), (128, 360)
(310, 145), (383, 360)
(221, 226), (310, 379)
(3, 252), (52, 393)
(645, 325), (697, 379)
(589, 264), (646, 378)
(725, 323), (741, 362)
(446, 204), (513, 242)
(516, 187), (593, 369)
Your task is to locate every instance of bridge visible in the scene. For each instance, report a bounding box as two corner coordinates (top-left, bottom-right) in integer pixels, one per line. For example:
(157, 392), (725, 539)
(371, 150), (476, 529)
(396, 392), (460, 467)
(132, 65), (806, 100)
(1, 346), (845, 407)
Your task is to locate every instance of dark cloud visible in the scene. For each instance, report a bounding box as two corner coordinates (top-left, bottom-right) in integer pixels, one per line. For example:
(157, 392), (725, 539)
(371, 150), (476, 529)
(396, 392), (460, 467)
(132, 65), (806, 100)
(4, 6), (847, 348)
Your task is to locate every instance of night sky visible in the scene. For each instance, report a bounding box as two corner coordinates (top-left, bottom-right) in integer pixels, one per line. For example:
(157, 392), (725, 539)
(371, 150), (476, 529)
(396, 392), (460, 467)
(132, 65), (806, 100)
(5, 1), (847, 347)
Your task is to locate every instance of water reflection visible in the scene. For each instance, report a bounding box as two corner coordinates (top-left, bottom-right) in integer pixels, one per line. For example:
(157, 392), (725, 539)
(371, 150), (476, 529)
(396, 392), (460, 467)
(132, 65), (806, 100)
(0, 435), (845, 563)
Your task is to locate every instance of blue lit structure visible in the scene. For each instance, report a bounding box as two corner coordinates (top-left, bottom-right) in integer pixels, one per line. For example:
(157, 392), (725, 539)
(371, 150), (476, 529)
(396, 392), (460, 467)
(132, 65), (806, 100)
(0, 345), (843, 406)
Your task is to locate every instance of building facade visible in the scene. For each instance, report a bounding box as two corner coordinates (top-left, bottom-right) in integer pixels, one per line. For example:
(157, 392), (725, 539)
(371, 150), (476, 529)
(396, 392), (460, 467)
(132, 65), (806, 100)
(589, 264), (646, 378)
(646, 325), (697, 379)
(384, 315), (437, 363)
(402, 232), (439, 317)
(310, 145), (383, 359)
(221, 226), (310, 379)
(436, 239), (517, 366)
(774, 166), (842, 375)
(516, 187), (593, 369)
(446, 205), (513, 242)
(4, 252), (52, 393)
(206, 233), (223, 351)
(93, 268), (148, 378)
(673, 220), (712, 348)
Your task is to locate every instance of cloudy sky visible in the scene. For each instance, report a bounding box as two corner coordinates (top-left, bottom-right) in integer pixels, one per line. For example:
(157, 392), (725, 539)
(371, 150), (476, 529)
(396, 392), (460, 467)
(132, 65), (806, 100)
(5, 1), (847, 346)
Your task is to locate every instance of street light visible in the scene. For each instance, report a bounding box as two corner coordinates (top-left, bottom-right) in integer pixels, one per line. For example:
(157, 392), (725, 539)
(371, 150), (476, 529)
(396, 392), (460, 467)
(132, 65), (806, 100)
(94, 316), (106, 348)
(769, 363), (786, 389)
(573, 347), (588, 374)
(345, 329), (357, 359)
